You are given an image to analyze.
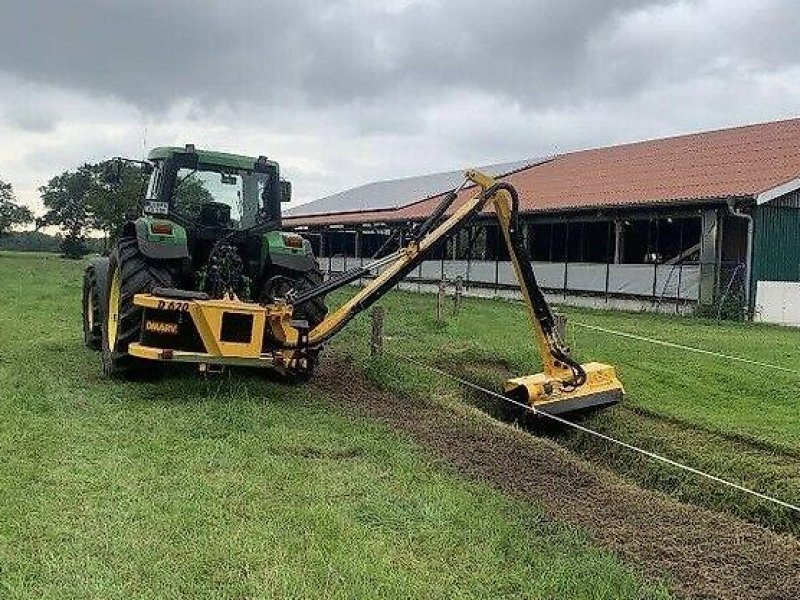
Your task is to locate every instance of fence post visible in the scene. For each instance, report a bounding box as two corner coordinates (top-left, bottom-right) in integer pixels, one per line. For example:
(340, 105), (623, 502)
(437, 279), (446, 324)
(454, 276), (463, 315)
(370, 307), (384, 356)
(494, 257), (500, 298)
(554, 312), (568, 342)
(652, 261), (658, 306)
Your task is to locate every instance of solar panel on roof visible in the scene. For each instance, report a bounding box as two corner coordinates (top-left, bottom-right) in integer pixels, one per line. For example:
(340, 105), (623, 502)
(284, 157), (549, 217)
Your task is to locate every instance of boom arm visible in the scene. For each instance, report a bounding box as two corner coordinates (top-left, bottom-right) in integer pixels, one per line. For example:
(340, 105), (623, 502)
(293, 170), (585, 388)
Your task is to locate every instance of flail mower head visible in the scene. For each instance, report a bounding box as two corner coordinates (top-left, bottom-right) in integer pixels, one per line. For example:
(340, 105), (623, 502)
(504, 361), (624, 416)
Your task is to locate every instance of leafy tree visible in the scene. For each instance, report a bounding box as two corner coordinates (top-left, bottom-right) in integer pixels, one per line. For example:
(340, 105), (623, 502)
(38, 160), (146, 257)
(175, 176), (215, 218)
(86, 161), (147, 245)
(0, 177), (33, 236)
(39, 166), (93, 258)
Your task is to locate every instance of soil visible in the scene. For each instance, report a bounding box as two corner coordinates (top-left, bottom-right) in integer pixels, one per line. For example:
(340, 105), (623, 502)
(315, 357), (800, 600)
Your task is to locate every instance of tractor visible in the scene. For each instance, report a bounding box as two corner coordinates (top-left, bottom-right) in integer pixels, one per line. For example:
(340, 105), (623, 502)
(83, 145), (327, 379)
(83, 147), (623, 415)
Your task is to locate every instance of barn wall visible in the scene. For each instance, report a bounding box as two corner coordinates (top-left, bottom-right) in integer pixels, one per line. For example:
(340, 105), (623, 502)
(752, 197), (800, 323)
(752, 204), (800, 283)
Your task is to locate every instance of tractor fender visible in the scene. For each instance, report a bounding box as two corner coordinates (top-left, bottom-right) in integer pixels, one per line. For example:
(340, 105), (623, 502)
(268, 253), (319, 273)
(133, 218), (189, 260)
(261, 230), (319, 273)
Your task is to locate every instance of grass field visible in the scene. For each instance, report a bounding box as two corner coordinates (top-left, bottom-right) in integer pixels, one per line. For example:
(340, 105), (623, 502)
(329, 285), (800, 533)
(0, 252), (670, 598)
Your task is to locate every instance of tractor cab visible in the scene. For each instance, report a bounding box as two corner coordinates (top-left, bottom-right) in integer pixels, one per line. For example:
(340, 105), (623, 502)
(139, 146), (303, 292)
(144, 145), (289, 229)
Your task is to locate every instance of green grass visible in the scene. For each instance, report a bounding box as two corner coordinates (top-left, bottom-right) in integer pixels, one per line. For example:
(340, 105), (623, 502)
(327, 286), (800, 533)
(0, 252), (670, 598)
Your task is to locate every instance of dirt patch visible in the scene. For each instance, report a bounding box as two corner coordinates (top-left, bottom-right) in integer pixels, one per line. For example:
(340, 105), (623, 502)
(315, 357), (800, 600)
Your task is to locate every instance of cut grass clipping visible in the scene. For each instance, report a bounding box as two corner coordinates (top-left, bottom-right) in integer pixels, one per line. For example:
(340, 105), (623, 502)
(329, 286), (800, 535)
(0, 252), (669, 598)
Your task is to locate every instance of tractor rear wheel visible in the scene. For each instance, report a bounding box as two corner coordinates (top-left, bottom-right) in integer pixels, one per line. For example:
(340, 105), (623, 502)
(101, 237), (179, 377)
(82, 257), (108, 351)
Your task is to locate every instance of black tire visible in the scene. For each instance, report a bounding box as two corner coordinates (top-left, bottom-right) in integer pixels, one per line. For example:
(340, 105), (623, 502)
(260, 269), (327, 328)
(101, 237), (179, 377)
(82, 258), (108, 351)
(260, 269), (326, 382)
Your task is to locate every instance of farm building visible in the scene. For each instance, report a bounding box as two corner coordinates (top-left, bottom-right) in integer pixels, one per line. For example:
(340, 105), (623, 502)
(283, 118), (800, 323)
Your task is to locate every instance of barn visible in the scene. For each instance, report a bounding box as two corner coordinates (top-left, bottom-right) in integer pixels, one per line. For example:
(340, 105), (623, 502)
(283, 118), (800, 323)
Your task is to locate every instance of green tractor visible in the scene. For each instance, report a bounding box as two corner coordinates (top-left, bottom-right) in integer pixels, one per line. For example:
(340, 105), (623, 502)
(82, 144), (327, 377)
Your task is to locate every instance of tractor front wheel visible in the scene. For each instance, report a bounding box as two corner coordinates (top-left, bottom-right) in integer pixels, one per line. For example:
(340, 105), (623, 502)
(101, 238), (179, 377)
(260, 269), (327, 382)
(260, 269), (327, 328)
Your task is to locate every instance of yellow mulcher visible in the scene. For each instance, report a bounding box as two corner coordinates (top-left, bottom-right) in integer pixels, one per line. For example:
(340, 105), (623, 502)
(85, 150), (623, 415)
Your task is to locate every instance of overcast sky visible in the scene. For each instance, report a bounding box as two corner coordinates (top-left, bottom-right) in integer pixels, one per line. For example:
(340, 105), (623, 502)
(1, 0), (798, 213)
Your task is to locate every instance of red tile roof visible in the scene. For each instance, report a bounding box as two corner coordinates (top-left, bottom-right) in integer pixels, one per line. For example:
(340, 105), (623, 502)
(285, 117), (800, 227)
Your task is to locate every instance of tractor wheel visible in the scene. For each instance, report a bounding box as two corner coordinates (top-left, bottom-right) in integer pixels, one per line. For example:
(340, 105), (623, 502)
(101, 237), (179, 377)
(260, 269), (327, 328)
(82, 257), (108, 351)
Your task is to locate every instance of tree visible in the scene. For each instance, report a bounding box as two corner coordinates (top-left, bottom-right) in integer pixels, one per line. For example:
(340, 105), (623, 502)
(0, 177), (33, 237)
(39, 166), (93, 258)
(175, 176), (215, 218)
(85, 161), (147, 246)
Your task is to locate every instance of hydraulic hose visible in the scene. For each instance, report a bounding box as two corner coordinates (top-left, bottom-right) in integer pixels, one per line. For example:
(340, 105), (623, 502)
(483, 182), (587, 388)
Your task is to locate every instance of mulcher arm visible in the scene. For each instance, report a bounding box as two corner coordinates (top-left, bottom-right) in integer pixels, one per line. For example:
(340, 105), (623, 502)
(292, 169), (624, 415)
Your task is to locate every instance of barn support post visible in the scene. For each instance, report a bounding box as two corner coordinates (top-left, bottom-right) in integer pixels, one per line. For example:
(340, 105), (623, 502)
(676, 218), (685, 312)
(604, 220), (612, 302)
(651, 218), (659, 304)
(355, 228), (363, 267)
(614, 219), (625, 263)
(563, 221), (570, 299)
(699, 209), (722, 308)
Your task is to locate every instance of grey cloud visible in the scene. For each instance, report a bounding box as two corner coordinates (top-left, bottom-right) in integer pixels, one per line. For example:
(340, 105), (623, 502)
(3, 105), (58, 133)
(0, 0), (725, 116)
(2, 0), (800, 212)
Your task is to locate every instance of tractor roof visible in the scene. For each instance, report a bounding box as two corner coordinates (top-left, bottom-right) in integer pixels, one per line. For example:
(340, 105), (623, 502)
(147, 146), (278, 171)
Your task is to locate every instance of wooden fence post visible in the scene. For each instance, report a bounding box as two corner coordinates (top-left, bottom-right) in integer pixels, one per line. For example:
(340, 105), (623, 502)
(370, 306), (384, 356)
(453, 276), (463, 315)
(437, 279), (446, 324)
(554, 312), (567, 341)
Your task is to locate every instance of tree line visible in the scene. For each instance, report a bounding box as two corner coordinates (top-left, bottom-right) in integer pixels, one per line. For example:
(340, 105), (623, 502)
(0, 162), (144, 258)
(0, 162), (214, 258)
